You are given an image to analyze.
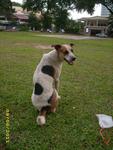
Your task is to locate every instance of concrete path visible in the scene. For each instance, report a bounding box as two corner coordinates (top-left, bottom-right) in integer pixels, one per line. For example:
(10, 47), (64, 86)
(37, 34), (102, 40)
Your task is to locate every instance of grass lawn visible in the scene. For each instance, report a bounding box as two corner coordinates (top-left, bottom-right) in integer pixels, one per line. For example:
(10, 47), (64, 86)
(0, 32), (113, 150)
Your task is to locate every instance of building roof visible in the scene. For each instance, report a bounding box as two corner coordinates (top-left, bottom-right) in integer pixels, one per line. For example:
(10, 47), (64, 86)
(13, 6), (23, 12)
(79, 16), (108, 21)
(13, 6), (28, 14)
(13, 13), (29, 20)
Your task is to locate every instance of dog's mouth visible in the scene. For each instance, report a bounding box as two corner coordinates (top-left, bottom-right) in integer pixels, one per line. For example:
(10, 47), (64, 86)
(64, 57), (76, 65)
(69, 61), (74, 65)
(64, 58), (75, 65)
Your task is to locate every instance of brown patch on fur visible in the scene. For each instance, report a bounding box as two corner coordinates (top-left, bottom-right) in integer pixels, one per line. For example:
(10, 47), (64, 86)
(60, 46), (69, 55)
(51, 45), (61, 50)
(52, 44), (73, 56)
(39, 106), (49, 119)
(49, 90), (58, 112)
(38, 91), (58, 122)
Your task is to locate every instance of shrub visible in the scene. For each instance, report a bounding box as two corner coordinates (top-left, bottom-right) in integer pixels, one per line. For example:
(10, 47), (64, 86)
(19, 24), (29, 31)
(65, 19), (84, 34)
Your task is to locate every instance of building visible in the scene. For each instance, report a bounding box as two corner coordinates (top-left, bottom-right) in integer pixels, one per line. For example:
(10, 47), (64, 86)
(13, 6), (28, 14)
(12, 6), (29, 24)
(101, 5), (110, 17)
(13, 13), (29, 24)
(12, 6), (43, 24)
(0, 16), (12, 30)
(79, 16), (108, 36)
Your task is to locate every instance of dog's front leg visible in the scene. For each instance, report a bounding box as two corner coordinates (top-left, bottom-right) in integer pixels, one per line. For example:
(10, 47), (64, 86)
(55, 79), (61, 99)
(55, 79), (59, 91)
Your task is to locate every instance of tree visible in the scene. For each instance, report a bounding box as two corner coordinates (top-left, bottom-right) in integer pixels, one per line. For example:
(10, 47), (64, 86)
(23, 0), (70, 13)
(107, 15), (113, 37)
(54, 8), (69, 31)
(12, 2), (21, 7)
(23, 0), (70, 31)
(70, 0), (113, 14)
(65, 19), (84, 33)
(23, 0), (113, 18)
(42, 13), (52, 30)
(28, 13), (42, 30)
(0, 0), (13, 18)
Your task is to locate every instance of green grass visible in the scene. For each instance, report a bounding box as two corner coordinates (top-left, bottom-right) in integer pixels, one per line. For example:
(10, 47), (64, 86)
(0, 32), (113, 150)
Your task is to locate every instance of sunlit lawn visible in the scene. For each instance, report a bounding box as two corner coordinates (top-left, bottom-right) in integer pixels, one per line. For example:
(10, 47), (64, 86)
(0, 32), (113, 150)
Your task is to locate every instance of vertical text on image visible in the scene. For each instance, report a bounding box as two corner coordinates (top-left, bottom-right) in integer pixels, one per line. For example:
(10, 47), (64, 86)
(6, 108), (10, 143)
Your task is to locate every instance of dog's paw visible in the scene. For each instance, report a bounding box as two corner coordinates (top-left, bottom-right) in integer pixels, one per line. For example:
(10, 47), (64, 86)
(51, 108), (56, 113)
(37, 116), (46, 126)
(57, 95), (61, 99)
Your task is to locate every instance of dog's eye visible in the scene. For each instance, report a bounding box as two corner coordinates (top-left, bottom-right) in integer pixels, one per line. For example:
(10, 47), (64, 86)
(64, 51), (69, 55)
(71, 49), (73, 52)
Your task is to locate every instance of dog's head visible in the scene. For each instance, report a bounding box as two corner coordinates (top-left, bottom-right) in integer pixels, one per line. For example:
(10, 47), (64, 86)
(52, 43), (76, 65)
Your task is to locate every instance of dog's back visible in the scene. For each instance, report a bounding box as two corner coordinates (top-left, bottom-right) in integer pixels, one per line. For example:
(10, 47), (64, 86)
(32, 53), (55, 111)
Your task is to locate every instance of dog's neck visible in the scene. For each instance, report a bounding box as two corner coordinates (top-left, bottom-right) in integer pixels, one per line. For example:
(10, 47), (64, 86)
(46, 49), (63, 66)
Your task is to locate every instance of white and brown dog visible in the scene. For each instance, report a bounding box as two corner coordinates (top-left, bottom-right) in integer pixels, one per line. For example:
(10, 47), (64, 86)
(31, 44), (76, 125)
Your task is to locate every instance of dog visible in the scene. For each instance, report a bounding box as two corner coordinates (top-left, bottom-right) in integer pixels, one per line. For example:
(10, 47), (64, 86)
(31, 43), (76, 125)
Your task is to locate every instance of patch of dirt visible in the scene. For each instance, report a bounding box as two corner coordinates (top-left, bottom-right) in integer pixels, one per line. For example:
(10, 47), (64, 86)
(34, 44), (51, 49)
(15, 43), (51, 50)
(14, 42), (30, 46)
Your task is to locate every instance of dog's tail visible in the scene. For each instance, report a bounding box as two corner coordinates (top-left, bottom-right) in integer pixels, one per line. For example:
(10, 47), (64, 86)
(37, 106), (50, 126)
(37, 115), (46, 125)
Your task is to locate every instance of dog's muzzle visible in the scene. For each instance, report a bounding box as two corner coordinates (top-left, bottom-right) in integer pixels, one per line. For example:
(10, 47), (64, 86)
(64, 54), (76, 65)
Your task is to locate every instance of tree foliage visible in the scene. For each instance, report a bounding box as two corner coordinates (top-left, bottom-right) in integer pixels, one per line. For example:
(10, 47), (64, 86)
(108, 15), (113, 37)
(65, 19), (84, 33)
(54, 8), (69, 31)
(28, 13), (42, 30)
(42, 13), (52, 30)
(12, 2), (22, 7)
(0, 0), (13, 18)
(23, 0), (71, 12)
(72, 0), (113, 14)
(23, 0), (70, 31)
(23, 0), (113, 15)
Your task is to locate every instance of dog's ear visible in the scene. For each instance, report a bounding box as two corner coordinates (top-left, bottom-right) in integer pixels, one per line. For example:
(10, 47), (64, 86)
(70, 43), (74, 47)
(51, 44), (61, 50)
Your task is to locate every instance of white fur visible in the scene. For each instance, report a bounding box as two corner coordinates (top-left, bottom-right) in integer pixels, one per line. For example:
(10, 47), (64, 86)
(54, 89), (61, 99)
(32, 50), (63, 111)
(37, 116), (46, 125)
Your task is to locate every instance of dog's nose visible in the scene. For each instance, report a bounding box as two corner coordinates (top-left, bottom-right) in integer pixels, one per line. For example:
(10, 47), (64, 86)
(72, 57), (76, 61)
